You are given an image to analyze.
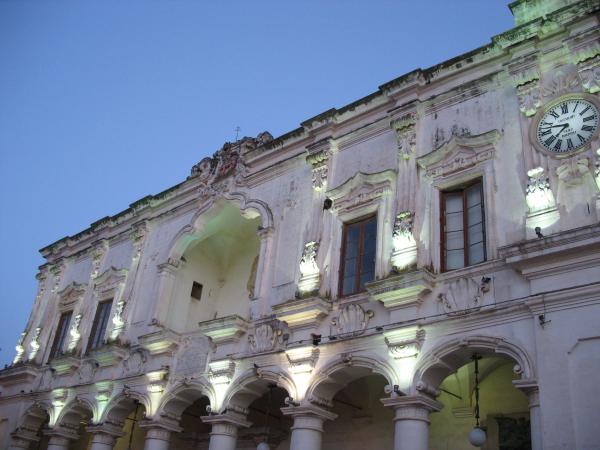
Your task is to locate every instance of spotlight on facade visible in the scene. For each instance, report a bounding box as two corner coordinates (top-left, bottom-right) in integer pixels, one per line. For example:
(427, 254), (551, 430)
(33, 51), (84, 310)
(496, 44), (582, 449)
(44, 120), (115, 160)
(535, 227), (544, 238)
(323, 198), (332, 210)
(384, 384), (401, 396)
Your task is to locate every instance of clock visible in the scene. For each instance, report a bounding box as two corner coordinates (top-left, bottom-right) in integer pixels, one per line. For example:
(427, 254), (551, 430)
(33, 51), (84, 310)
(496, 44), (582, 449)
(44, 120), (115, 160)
(531, 94), (600, 157)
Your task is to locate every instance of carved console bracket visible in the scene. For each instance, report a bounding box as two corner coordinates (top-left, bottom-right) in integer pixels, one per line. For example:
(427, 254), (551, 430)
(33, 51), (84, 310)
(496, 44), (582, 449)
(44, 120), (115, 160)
(198, 315), (248, 345)
(286, 347), (319, 374)
(384, 327), (425, 359)
(272, 296), (331, 330)
(366, 269), (434, 311)
(306, 138), (335, 191)
(208, 359), (236, 385)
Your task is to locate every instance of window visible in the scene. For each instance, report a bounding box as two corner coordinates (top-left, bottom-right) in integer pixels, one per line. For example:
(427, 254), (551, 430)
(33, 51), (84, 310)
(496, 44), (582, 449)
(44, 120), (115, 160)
(88, 300), (113, 351)
(441, 180), (486, 271)
(49, 311), (72, 358)
(339, 215), (377, 296)
(191, 281), (203, 300)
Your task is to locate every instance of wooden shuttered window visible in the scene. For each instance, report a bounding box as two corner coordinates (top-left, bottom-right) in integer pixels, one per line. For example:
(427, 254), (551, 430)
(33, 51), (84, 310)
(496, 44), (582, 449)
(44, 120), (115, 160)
(339, 215), (377, 296)
(88, 300), (113, 351)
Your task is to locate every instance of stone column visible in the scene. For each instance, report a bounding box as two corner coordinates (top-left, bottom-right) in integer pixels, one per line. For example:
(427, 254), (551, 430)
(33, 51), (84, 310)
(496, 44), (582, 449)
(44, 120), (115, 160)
(252, 227), (275, 316)
(87, 424), (125, 450)
(514, 381), (542, 450)
(43, 427), (79, 450)
(381, 395), (442, 450)
(152, 260), (179, 324)
(7, 434), (38, 450)
(202, 412), (251, 450)
(281, 403), (338, 450)
(139, 421), (180, 450)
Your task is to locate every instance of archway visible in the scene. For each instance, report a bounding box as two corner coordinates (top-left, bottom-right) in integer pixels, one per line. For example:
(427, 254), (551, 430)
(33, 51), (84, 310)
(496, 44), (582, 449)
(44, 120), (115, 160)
(165, 200), (262, 333)
(306, 361), (395, 450)
(415, 337), (538, 450)
(103, 394), (150, 450)
(9, 403), (51, 450)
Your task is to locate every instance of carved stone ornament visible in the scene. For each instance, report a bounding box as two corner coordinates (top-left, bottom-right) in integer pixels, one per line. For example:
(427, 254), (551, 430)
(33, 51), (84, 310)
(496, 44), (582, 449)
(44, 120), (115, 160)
(286, 347), (319, 374)
(437, 277), (489, 316)
(391, 113), (417, 160)
(248, 321), (287, 353)
(556, 158), (591, 187)
(13, 331), (27, 364)
(57, 282), (87, 309)
(66, 314), (82, 353)
(298, 241), (320, 295)
(526, 167), (556, 212)
(517, 80), (542, 117)
(306, 138), (334, 191)
(131, 222), (148, 261)
(541, 70), (580, 98)
(208, 359), (235, 385)
(50, 262), (67, 293)
(93, 267), (128, 302)
(327, 170), (396, 216)
(595, 149), (600, 191)
(28, 327), (42, 361)
(78, 360), (97, 383)
(110, 300), (126, 341)
(172, 335), (209, 379)
(90, 240), (109, 279)
(578, 55), (600, 94)
(417, 130), (499, 182)
(331, 303), (374, 335)
(122, 349), (146, 376)
(384, 328), (425, 359)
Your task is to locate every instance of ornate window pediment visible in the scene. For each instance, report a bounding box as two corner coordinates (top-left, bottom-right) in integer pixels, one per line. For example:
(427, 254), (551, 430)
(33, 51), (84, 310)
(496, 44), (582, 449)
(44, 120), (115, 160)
(417, 130), (500, 183)
(57, 282), (87, 309)
(93, 266), (128, 300)
(327, 170), (396, 218)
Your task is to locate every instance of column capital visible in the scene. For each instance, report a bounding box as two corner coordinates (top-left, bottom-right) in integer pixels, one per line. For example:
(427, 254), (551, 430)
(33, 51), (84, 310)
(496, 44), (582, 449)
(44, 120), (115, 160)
(9, 431), (39, 450)
(44, 426), (79, 444)
(202, 412), (252, 429)
(87, 423), (125, 444)
(138, 419), (181, 441)
(281, 403), (338, 423)
(381, 395), (442, 422)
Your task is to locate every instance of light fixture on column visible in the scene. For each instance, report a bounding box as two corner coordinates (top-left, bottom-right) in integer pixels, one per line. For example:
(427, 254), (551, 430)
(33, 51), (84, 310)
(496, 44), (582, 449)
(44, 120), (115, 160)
(468, 354), (486, 447)
(257, 385), (275, 450)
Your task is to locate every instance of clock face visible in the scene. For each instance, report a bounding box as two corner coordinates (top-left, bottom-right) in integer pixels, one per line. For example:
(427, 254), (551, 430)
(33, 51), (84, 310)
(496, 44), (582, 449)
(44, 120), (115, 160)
(536, 98), (599, 154)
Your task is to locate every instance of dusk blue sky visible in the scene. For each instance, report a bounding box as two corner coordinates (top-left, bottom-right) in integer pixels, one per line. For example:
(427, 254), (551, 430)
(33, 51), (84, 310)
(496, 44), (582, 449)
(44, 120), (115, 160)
(0, 1), (514, 366)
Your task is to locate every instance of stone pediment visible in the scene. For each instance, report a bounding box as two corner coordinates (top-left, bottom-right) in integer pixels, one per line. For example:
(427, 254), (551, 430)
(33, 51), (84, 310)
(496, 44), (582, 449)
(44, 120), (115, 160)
(327, 170), (396, 215)
(93, 267), (128, 299)
(417, 130), (500, 180)
(57, 282), (87, 308)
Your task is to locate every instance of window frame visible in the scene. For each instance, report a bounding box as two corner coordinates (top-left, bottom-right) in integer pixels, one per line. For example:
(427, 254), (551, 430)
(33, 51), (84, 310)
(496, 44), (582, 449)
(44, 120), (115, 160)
(440, 179), (486, 272)
(338, 214), (378, 297)
(87, 299), (113, 352)
(49, 310), (73, 359)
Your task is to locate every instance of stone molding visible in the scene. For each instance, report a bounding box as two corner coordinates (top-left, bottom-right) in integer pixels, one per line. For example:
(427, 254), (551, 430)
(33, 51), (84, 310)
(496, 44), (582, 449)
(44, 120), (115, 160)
(201, 412), (252, 436)
(272, 296), (331, 330)
(197, 315), (248, 345)
(327, 170), (396, 218)
(281, 403), (338, 430)
(380, 395), (442, 423)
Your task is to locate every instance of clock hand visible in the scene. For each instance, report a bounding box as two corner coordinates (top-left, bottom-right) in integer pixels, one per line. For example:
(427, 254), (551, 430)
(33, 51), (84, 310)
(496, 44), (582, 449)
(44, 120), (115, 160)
(555, 123), (569, 137)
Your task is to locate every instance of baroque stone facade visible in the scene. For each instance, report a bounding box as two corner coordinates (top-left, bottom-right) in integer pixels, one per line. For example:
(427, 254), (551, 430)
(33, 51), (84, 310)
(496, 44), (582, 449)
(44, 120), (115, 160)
(1, 2), (600, 450)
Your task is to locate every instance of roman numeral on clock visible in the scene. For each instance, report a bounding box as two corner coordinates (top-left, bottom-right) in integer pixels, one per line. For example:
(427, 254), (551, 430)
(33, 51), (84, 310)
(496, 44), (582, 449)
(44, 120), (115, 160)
(582, 115), (596, 122)
(540, 129), (552, 136)
(549, 110), (559, 119)
(554, 139), (563, 150)
(582, 125), (594, 132)
(561, 104), (568, 114)
(579, 105), (591, 116)
(545, 136), (556, 146)
(567, 138), (574, 150)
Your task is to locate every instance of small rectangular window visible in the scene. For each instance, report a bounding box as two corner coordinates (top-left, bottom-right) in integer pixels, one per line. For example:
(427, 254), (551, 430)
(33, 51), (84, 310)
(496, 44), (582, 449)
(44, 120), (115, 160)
(88, 300), (113, 351)
(49, 311), (73, 359)
(191, 281), (203, 300)
(339, 215), (377, 296)
(441, 180), (486, 271)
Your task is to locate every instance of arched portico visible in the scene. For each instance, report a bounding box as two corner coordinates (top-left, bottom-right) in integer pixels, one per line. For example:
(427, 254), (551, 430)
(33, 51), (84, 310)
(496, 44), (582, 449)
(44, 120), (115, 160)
(410, 335), (540, 450)
(8, 402), (51, 450)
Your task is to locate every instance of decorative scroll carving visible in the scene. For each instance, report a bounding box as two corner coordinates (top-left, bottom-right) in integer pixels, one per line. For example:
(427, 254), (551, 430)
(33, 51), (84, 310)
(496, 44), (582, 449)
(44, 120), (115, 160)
(578, 55), (600, 94)
(109, 300), (126, 342)
(391, 113), (416, 160)
(384, 328), (425, 359)
(327, 170), (396, 216)
(131, 222), (148, 261)
(437, 277), (488, 316)
(91, 240), (109, 279)
(28, 327), (42, 361)
(306, 138), (334, 191)
(50, 262), (67, 294)
(93, 267), (128, 303)
(208, 359), (235, 385)
(331, 304), (374, 335)
(526, 167), (556, 212)
(57, 282), (86, 309)
(248, 321), (286, 353)
(286, 347), (319, 374)
(391, 211), (417, 271)
(556, 158), (591, 187)
(595, 150), (600, 191)
(541, 70), (580, 98)
(122, 349), (146, 376)
(298, 241), (320, 295)
(13, 331), (27, 364)
(66, 314), (82, 353)
(517, 80), (542, 117)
